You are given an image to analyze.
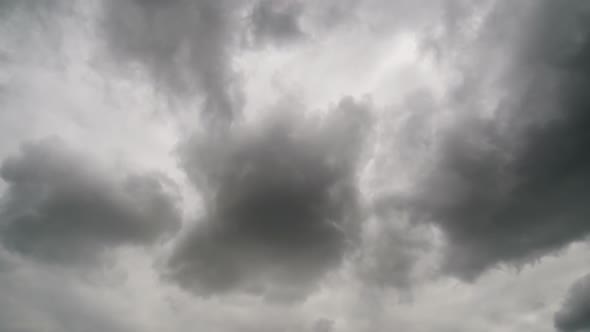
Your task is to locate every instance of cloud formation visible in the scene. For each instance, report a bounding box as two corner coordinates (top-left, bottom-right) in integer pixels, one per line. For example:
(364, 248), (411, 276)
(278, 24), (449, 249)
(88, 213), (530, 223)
(3, 0), (590, 331)
(398, 0), (590, 280)
(244, 0), (305, 47)
(313, 318), (334, 332)
(166, 98), (371, 300)
(0, 138), (181, 265)
(101, 0), (242, 119)
(555, 274), (590, 332)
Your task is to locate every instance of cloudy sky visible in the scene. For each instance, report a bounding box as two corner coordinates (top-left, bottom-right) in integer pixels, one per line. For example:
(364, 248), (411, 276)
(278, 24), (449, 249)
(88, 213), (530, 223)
(1, 0), (590, 331)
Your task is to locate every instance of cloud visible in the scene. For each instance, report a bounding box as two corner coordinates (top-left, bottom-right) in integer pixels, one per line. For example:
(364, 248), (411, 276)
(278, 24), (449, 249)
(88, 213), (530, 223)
(5, 0), (590, 331)
(0, 259), (140, 332)
(313, 318), (334, 332)
(244, 0), (306, 47)
(166, 97), (372, 300)
(353, 218), (433, 291)
(101, 0), (242, 119)
(394, 0), (590, 280)
(0, 138), (181, 265)
(555, 274), (590, 332)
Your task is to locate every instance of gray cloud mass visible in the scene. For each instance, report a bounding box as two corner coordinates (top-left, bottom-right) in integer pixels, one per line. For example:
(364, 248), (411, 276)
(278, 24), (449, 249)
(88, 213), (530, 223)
(244, 0), (305, 47)
(167, 98), (372, 300)
(0, 138), (181, 265)
(397, 0), (590, 280)
(555, 274), (590, 332)
(313, 318), (334, 332)
(101, 0), (242, 119)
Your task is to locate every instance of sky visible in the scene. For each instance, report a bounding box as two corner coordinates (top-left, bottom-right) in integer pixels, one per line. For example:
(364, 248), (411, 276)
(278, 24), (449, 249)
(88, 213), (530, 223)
(0, 0), (590, 331)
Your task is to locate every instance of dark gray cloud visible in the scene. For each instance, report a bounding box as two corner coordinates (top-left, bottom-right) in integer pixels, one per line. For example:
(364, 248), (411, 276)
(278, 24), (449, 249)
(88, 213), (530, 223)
(395, 0), (590, 280)
(0, 138), (181, 265)
(166, 98), (372, 300)
(244, 0), (305, 47)
(101, 0), (242, 119)
(555, 274), (590, 332)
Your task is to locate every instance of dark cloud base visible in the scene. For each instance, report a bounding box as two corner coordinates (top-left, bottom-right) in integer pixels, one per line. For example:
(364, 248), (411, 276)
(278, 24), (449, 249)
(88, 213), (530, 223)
(166, 98), (372, 301)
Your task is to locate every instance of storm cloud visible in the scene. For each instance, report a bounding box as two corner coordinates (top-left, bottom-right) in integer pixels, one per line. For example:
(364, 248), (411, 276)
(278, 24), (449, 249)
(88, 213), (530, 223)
(0, 138), (181, 265)
(398, 0), (590, 280)
(3, 0), (590, 330)
(555, 274), (590, 332)
(166, 98), (371, 300)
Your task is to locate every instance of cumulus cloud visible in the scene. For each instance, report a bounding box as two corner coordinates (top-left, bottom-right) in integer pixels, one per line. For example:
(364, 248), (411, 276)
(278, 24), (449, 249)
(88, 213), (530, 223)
(555, 274), (590, 332)
(166, 98), (372, 300)
(0, 138), (181, 265)
(395, 0), (590, 280)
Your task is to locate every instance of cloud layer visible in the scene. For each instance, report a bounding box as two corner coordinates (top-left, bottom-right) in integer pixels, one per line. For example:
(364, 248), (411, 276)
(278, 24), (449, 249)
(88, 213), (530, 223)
(1, 0), (590, 331)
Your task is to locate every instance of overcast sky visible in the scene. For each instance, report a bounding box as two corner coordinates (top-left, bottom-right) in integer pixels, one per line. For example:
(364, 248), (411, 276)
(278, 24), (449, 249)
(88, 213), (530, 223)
(1, 1), (590, 331)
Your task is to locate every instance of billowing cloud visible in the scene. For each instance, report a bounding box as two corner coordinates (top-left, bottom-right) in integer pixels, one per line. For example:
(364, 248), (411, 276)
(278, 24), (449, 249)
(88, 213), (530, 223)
(4, 0), (590, 331)
(0, 138), (181, 265)
(396, 0), (590, 280)
(166, 98), (372, 300)
(555, 274), (590, 332)
(101, 0), (243, 119)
